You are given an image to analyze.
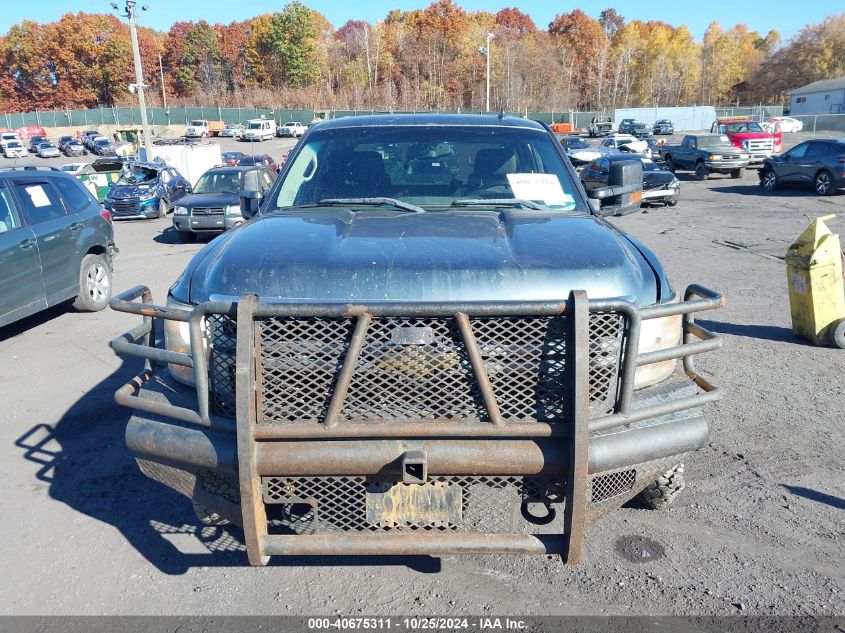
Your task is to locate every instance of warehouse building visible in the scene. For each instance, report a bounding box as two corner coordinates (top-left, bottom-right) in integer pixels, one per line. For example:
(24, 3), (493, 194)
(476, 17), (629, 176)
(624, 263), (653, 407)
(789, 76), (845, 115)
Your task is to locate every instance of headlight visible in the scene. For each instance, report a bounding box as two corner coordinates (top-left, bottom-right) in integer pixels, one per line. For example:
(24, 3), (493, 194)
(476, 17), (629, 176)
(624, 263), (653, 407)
(739, 153), (749, 159)
(174, 206), (188, 215)
(634, 307), (682, 390)
(164, 296), (207, 386)
(708, 154), (721, 160)
(225, 204), (242, 216)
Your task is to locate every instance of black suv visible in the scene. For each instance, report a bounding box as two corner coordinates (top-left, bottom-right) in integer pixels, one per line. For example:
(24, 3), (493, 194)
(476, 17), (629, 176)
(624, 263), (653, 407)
(0, 166), (117, 328)
(760, 138), (845, 196)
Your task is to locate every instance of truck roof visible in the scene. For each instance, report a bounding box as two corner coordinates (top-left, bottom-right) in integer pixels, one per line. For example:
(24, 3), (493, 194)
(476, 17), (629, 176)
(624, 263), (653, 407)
(315, 113), (546, 131)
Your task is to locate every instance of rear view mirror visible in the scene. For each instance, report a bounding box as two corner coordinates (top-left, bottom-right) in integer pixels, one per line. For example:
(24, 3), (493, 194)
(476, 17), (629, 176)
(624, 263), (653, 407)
(240, 190), (264, 220)
(588, 159), (644, 217)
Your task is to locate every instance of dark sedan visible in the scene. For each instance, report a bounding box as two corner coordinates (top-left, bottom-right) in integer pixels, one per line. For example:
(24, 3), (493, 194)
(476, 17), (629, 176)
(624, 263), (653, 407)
(237, 153), (278, 173)
(631, 122), (651, 138)
(28, 135), (48, 153)
(581, 154), (680, 207)
(171, 166), (275, 241)
(222, 151), (245, 166)
(760, 138), (845, 196)
(653, 120), (674, 135)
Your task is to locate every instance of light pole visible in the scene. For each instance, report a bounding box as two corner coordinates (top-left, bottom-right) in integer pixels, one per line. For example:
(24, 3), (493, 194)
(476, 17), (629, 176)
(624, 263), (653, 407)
(478, 32), (493, 113)
(112, 1), (154, 159)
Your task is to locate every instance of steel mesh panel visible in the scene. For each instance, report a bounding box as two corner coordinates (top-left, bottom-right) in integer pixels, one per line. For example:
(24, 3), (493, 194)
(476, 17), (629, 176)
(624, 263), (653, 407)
(262, 475), (564, 535)
(590, 469), (636, 503)
(585, 453), (690, 522)
(199, 469), (240, 504)
(588, 312), (624, 416)
(472, 316), (569, 422)
(258, 317), (354, 424)
(208, 315), (237, 417)
(339, 318), (483, 423)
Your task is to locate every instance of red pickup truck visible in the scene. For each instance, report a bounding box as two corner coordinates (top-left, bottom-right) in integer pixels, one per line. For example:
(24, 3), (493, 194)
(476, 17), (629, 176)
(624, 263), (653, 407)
(710, 117), (781, 168)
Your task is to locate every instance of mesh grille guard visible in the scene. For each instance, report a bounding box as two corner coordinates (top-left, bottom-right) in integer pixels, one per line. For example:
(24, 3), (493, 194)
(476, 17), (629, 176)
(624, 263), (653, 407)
(109, 285), (724, 564)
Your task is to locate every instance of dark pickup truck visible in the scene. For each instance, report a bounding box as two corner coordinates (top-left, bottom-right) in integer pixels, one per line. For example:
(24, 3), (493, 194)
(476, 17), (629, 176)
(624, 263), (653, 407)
(659, 134), (751, 180)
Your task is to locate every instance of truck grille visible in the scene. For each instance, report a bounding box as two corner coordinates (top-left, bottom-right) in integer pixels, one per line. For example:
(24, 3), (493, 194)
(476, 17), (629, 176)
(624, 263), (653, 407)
(743, 139), (774, 154)
(111, 200), (140, 213)
(191, 207), (225, 215)
(207, 312), (625, 424)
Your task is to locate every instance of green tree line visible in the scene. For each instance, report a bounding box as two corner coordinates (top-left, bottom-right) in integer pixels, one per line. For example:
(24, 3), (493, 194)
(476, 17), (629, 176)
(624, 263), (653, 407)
(1, 1), (843, 114)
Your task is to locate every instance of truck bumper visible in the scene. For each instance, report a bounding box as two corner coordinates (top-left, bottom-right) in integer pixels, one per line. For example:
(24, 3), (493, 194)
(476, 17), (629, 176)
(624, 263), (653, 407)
(109, 286), (724, 564)
(705, 160), (750, 173)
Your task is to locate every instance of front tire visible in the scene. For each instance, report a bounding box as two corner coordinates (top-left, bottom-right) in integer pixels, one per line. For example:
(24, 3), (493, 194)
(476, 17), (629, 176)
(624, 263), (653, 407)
(815, 170), (834, 196)
(639, 463), (685, 509)
(72, 253), (111, 312)
(730, 168), (744, 179)
(664, 157), (675, 173)
(760, 167), (778, 190)
(694, 161), (708, 181)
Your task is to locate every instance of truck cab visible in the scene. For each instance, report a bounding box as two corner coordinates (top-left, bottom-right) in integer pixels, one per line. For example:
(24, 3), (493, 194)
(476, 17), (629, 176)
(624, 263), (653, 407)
(710, 117), (781, 167)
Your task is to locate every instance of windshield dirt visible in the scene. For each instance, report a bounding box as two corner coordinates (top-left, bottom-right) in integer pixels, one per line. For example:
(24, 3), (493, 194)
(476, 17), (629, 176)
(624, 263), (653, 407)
(274, 125), (583, 212)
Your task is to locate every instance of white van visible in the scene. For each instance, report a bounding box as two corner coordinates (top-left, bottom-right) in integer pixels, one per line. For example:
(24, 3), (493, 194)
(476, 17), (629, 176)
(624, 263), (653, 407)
(242, 119), (277, 142)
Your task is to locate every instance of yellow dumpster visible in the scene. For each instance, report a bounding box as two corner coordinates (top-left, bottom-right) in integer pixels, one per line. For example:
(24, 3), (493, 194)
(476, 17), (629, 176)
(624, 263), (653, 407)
(785, 214), (845, 348)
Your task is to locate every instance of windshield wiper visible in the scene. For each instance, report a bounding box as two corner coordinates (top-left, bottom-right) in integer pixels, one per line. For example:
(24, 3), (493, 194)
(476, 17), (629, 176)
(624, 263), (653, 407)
(318, 197), (425, 213)
(451, 198), (545, 210)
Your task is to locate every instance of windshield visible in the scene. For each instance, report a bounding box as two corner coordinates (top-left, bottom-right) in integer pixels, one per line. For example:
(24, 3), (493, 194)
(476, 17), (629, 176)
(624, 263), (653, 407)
(95, 139), (110, 146)
(190, 120), (205, 126)
(117, 167), (158, 185)
(273, 125), (582, 212)
(248, 122), (264, 129)
(698, 136), (736, 149)
(566, 138), (590, 150)
(193, 171), (242, 194)
(725, 122), (764, 133)
(639, 158), (662, 172)
(7, 141), (21, 148)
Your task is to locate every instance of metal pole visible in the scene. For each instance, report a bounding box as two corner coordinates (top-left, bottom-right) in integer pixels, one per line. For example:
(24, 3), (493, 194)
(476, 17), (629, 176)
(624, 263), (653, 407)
(158, 53), (167, 111)
(121, 0), (155, 159)
(485, 32), (492, 113)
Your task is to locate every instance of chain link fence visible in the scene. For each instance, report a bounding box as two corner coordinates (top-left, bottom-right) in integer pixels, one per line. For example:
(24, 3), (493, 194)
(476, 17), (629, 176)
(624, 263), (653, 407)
(15, 104), (845, 135)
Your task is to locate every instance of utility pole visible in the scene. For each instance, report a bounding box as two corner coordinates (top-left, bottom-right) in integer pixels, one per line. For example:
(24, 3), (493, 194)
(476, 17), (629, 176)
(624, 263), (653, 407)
(479, 32), (493, 113)
(112, 1), (154, 159)
(158, 53), (167, 111)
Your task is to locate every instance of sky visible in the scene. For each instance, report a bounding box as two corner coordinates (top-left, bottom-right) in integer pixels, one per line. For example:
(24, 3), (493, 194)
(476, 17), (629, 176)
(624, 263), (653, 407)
(0, 0), (838, 41)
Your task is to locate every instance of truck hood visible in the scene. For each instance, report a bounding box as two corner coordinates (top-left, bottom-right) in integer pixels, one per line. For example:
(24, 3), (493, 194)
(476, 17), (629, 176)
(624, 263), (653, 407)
(727, 131), (776, 140)
(179, 192), (239, 208)
(178, 210), (659, 306)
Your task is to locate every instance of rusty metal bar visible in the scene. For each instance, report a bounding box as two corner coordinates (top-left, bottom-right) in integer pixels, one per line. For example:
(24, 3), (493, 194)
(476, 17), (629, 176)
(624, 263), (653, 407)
(563, 290), (589, 564)
(322, 313), (372, 428)
(252, 422), (566, 439)
(235, 294), (269, 566)
(253, 301), (571, 319)
(589, 388), (721, 433)
(254, 439), (567, 476)
(454, 312), (504, 426)
(260, 533), (566, 556)
(110, 285), (191, 322)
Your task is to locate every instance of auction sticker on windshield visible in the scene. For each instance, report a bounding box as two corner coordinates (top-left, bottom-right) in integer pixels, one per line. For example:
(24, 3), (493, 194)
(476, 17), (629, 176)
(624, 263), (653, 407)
(506, 173), (573, 208)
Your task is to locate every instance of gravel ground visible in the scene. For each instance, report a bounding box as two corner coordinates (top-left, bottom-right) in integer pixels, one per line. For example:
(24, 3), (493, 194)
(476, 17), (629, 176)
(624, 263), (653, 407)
(0, 132), (843, 616)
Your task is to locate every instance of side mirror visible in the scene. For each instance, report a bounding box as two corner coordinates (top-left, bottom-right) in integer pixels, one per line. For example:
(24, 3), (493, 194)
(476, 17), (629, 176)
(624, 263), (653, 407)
(184, 185), (192, 193)
(588, 159), (643, 217)
(240, 190), (264, 220)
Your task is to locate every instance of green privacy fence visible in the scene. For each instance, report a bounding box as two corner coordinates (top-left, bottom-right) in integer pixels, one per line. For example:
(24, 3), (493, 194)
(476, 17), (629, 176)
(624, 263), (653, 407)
(0, 105), (787, 131)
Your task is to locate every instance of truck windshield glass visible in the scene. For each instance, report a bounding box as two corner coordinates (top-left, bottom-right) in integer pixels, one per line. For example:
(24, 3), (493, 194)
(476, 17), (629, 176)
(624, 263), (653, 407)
(190, 120), (204, 126)
(248, 122), (264, 129)
(273, 125), (583, 212)
(725, 122), (764, 133)
(698, 137), (736, 149)
(193, 172), (241, 194)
